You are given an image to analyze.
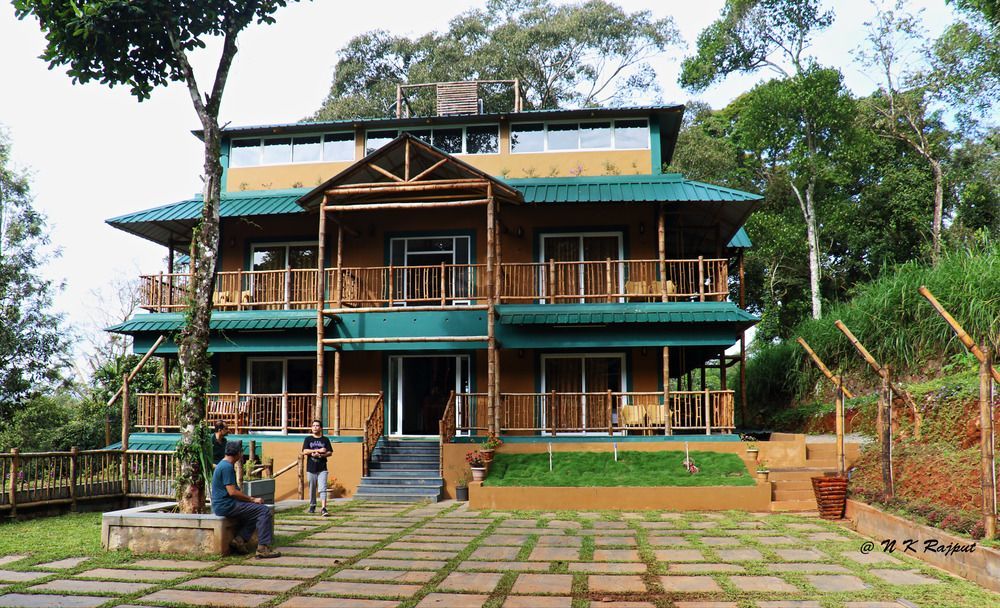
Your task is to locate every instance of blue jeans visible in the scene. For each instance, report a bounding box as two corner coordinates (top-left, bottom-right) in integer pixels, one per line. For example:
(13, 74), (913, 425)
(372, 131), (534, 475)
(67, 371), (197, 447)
(225, 501), (274, 547)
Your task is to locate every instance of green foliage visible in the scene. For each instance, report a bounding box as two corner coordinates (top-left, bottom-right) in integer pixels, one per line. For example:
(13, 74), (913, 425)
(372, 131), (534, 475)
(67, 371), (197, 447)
(483, 450), (754, 487)
(314, 0), (681, 119)
(747, 242), (1000, 413)
(0, 130), (70, 421)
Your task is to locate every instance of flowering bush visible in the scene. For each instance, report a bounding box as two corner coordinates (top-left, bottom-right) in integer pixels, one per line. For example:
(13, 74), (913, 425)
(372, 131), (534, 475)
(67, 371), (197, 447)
(465, 450), (484, 468)
(481, 435), (503, 451)
(682, 457), (699, 474)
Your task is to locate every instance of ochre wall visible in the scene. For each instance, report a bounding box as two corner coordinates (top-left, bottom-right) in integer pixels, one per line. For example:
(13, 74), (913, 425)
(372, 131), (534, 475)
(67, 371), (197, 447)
(469, 481), (772, 511)
(261, 440), (363, 500)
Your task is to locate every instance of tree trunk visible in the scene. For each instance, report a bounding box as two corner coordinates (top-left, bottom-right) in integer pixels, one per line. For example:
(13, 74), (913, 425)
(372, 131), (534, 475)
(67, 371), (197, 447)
(930, 158), (943, 264)
(802, 177), (822, 319)
(175, 123), (223, 514)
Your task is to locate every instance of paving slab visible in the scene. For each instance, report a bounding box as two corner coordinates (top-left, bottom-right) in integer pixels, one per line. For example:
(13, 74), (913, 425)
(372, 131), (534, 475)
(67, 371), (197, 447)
(547, 520), (581, 529)
(672, 602), (738, 608)
(786, 523), (825, 532)
(31, 579), (154, 594)
(129, 559), (214, 570)
(0, 557), (27, 567)
(469, 546), (520, 560)
(653, 549), (703, 562)
(457, 560), (550, 572)
(585, 600), (655, 607)
(757, 603), (823, 608)
(592, 549), (640, 562)
(279, 546), (346, 557)
(869, 569), (942, 585)
(35, 557), (89, 570)
(715, 548), (763, 561)
(756, 536), (799, 545)
(803, 574), (868, 592)
(138, 589), (270, 607)
(0, 594), (113, 607)
(405, 534), (478, 543)
(438, 571), (503, 593)
(0, 570), (54, 583)
(842, 603), (909, 608)
(669, 563), (744, 573)
(569, 562), (646, 573)
(728, 576), (799, 593)
(416, 593), (489, 607)
(774, 549), (826, 561)
(529, 547), (579, 561)
(700, 537), (740, 546)
(264, 555), (346, 567)
(806, 532), (850, 542)
(217, 564), (325, 579)
(278, 597), (398, 608)
(591, 521), (630, 529)
(769, 563), (851, 574)
(334, 569), (435, 583)
(179, 576), (300, 593)
(372, 549), (459, 561)
(658, 575), (722, 592)
(356, 558), (447, 570)
(536, 536), (583, 547)
(503, 596), (571, 608)
(74, 568), (189, 582)
(587, 574), (647, 593)
(594, 536), (638, 547)
(307, 580), (421, 598)
(647, 535), (689, 546)
(842, 551), (902, 565)
(510, 573), (573, 594)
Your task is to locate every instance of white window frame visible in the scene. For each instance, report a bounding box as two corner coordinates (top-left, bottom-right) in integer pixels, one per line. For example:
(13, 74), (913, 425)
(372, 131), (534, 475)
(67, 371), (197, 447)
(389, 235), (473, 306)
(245, 356), (315, 395)
(538, 231), (625, 304)
(509, 118), (650, 154)
(249, 240), (319, 309)
(229, 131), (356, 168)
(364, 124), (501, 156)
(540, 353), (628, 434)
(388, 354), (471, 437)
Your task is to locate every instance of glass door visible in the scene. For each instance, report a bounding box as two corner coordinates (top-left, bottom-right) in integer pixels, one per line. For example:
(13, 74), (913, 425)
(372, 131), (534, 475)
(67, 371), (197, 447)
(541, 354), (624, 433)
(389, 236), (471, 305)
(540, 233), (623, 302)
(250, 242), (318, 308)
(389, 355), (470, 436)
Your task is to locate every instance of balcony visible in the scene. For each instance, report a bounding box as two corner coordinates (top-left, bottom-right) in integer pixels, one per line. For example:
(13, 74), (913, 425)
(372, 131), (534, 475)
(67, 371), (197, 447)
(139, 257), (729, 312)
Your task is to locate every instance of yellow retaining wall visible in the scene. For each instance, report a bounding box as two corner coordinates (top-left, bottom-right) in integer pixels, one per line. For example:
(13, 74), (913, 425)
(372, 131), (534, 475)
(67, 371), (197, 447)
(469, 480), (772, 511)
(261, 440), (363, 501)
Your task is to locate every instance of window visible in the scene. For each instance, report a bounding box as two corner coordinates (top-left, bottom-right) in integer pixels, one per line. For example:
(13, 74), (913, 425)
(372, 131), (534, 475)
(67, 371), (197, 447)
(248, 358), (315, 394)
(510, 119), (648, 152)
(228, 132), (355, 167)
(389, 235), (472, 305)
(251, 242), (318, 271)
(366, 125), (500, 155)
(540, 232), (624, 303)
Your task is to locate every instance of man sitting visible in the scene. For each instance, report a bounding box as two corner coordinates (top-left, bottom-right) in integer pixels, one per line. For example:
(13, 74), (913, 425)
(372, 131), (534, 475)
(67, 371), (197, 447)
(211, 440), (281, 558)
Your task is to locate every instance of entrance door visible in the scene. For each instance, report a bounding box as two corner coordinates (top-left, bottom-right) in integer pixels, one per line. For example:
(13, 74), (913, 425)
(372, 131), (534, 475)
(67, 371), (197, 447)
(389, 355), (470, 436)
(542, 354), (624, 432)
(540, 233), (623, 302)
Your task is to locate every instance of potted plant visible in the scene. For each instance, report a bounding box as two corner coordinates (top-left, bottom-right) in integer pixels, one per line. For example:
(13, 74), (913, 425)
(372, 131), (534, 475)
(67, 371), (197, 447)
(480, 435), (503, 464)
(755, 460), (769, 482)
(240, 459), (275, 504)
(466, 451), (486, 482)
(455, 471), (470, 502)
(811, 473), (849, 520)
(741, 434), (759, 458)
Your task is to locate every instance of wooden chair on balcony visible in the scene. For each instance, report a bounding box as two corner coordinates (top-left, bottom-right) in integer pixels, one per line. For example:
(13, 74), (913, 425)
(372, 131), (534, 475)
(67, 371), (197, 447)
(619, 405), (645, 434)
(212, 289), (252, 310)
(644, 403), (670, 435)
(208, 398), (243, 434)
(624, 279), (675, 302)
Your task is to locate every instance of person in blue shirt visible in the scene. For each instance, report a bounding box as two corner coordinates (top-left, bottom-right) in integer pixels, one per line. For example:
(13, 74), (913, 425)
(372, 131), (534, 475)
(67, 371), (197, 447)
(211, 440), (280, 558)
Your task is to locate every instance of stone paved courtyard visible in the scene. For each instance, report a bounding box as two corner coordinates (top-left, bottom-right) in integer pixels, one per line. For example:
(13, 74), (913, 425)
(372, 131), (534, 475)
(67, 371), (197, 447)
(0, 501), (997, 608)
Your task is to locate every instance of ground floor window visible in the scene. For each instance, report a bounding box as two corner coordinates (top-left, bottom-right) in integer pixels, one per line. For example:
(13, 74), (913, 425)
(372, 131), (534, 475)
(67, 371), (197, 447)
(541, 353), (625, 432)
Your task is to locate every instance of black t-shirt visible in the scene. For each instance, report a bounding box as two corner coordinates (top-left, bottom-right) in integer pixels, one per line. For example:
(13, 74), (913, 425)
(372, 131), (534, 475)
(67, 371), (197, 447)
(302, 435), (333, 473)
(212, 435), (227, 464)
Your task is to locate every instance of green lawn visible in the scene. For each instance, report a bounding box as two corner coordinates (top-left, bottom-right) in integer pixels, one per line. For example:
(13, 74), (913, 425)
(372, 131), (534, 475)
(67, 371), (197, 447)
(482, 450), (755, 487)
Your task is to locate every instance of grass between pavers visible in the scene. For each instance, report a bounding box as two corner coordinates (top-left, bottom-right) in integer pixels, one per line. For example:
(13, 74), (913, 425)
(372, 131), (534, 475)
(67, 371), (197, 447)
(483, 450), (755, 486)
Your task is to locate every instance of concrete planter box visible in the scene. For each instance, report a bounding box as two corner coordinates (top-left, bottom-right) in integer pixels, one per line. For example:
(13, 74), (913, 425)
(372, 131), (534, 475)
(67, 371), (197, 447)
(102, 501), (273, 556)
(469, 481), (770, 511)
(845, 499), (1000, 592)
(243, 479), (275, 505)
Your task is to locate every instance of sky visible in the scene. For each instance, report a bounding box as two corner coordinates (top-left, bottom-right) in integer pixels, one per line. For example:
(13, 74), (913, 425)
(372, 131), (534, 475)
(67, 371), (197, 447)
(0, 0), (958, 377)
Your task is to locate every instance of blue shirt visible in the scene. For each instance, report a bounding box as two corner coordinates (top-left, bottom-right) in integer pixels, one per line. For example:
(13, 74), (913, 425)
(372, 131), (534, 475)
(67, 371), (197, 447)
(211, 459), (237, 516)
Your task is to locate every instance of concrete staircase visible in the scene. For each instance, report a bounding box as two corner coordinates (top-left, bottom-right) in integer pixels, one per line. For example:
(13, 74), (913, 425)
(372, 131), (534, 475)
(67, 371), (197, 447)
(769, 442), (838, 512)
(353, 439), (443, 503)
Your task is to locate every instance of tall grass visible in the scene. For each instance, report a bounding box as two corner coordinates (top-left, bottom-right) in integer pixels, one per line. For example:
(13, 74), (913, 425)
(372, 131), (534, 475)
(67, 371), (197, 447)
(748, 243), (1000, 412)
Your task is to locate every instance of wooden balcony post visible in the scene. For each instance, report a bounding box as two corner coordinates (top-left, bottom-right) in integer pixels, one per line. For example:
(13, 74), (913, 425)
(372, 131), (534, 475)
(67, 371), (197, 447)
(605, 258), (613, 303)
(549, 390), (557, 436)
(316, 201), (328, 423)
(285, 264), (292, 309)
(440, 262), (447, 306)
(333, 350), (342, 436)
(157, 271), (164, 312)
(121, 374), (130, 451)
(703, 388), (711, 435)
(486, 189), (497, 436)
(980, 349), (997, 540)
(663, 346), (671, 436)
(697, 256), (705, 302)
(658, 204), (668, 302)
(153, 393), (160, 433)
(607, 390), (613, 435)
(69, 446), (79, 512)
(335, 223), (344, 307)
(720, 351), (728, 390)
(548, 259), (556, 304)
(9, 448), (19, 517)
(739, 250), (747, 426)
(281, 391), (289, 435)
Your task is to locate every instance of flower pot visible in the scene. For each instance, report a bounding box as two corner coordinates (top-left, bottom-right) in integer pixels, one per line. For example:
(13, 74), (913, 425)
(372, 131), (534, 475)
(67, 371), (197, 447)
(811, 475), (849, 519)
(480, 449), (495, 464)
(471, 467), (486, 482)
(746, 448), (759, 459)
(455, 486), (469, 501)
(756, 470), (769, 482)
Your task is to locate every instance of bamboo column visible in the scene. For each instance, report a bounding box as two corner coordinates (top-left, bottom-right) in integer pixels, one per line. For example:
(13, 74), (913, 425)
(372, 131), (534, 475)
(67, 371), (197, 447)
(69, 446), (79, 512)
(121, 373), (130, 499)
(663, 346), (671, 435)
(919, 286), (1000, 384)
(167, 240), (175, 308)
(493, 195), (502, 435)
(738, 250), (747, 425)
(833, 376), (845, 476)
(315, 202), (327, 422)
(879, 367), (894, 500)
(486, 184), (497, 436)
(981, 348), (997, 540)
(720, 352), (727, 390)
(658, 204), (667, 302)
(333, 351), (342, 435)
(333, 222), (344, 435)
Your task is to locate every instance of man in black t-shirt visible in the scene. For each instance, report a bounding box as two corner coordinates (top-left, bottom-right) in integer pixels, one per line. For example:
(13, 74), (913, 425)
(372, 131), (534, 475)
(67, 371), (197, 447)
(301, 419), (333, 516)
(212, 421), (230, 465)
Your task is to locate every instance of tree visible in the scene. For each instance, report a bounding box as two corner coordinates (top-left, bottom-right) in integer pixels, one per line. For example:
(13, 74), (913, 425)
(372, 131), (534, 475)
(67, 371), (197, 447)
(15, 0), (299, 513)
(315, 0), (681, 120)
(679, 0), (836, 320)
(0, 129), (70, 422)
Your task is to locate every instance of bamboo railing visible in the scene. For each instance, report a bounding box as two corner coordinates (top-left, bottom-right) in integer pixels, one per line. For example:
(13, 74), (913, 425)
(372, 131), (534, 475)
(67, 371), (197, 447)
(141, 258), (731, 311)
(439, 391), (457, 475)
(332, 393), (382, 432)
(137, 392), (321, 434)
(361, 392), (385, 476)
(464, 390), (735, 435)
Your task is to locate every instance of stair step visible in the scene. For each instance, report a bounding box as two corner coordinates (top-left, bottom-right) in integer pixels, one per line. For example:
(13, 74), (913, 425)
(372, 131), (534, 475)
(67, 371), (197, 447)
(368, 463), (439, 471)
(379, 440), (439, 447)
(770, 499), (818, 512)
(355, 485), (442, 496)
(360, 476), (443, 486)
(353, 494), (436, 503)
(368, 469), (442, 478)
(771, 480), (813, 489)
(773, 489), (816, 500)
(370, 454), (440, 462)
(372, 447), (441, 455)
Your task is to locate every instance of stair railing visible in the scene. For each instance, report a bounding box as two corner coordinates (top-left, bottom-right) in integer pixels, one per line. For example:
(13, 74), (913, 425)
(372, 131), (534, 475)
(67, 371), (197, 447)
(362, 391), (385, 477)
(438, 390), (457, 476)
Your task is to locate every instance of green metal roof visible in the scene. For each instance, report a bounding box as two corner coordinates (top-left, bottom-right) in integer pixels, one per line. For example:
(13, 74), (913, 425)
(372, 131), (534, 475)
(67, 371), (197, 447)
(728, 227), (751, 248)
(504, 175), (762, 204)
(107, 309), (326, 334)
(496, 302), (758, 326)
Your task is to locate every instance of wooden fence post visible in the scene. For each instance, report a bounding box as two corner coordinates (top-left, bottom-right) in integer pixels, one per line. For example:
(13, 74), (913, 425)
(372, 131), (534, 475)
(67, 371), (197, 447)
(607, 390), (613, 436)
(703, 388), (711, 435)
(981, 348), (997, 541)
(121, 374), (130, 501)
(9, 448), (19, 517)
(69, 447), (79, 512)
(297, 455), (305, 500)
(880, 369), (894, 500)
(834, 376), (845, 476)
(549, 390), (557, 437)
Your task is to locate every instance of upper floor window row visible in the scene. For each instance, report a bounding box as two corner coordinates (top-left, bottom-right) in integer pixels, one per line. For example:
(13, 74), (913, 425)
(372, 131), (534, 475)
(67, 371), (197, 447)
(510, 119), (649, 153)
(229, 132), (355, 168)
(366, 125), (500, 155)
